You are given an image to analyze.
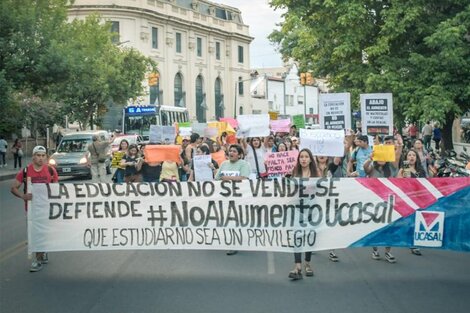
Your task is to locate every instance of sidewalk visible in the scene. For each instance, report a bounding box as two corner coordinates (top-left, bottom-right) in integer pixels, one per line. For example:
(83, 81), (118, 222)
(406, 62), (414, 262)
(0, 157), (32, 181)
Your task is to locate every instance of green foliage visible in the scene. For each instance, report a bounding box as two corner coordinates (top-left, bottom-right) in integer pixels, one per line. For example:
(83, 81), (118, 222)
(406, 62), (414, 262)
(269, 0), (470, 146)
(0, 1), (156, 136)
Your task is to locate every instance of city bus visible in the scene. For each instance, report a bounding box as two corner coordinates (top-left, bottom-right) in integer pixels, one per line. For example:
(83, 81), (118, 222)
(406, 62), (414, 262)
(122, 105), (189, 140)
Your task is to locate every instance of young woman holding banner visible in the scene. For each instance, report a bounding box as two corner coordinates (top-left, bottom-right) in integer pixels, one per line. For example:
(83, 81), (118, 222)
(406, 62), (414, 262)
(289, 148), (318, 280)
(188, 145), (219, 181)
(242, 137), (268, 180)
(364, 148), (397, 263)
(215, 144), (251, 256)
(397, 149), (427, 256)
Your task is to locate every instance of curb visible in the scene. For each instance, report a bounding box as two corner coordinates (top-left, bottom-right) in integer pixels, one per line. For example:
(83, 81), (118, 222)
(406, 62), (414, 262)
(0, 173), (17, 181)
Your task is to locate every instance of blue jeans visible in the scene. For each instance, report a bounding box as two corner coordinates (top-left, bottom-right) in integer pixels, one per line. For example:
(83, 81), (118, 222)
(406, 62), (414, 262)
(114, 169), (125, 183)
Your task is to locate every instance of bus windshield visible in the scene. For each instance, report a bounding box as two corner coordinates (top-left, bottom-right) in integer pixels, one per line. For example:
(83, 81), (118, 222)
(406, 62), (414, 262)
(122, 105), (189, 140)
(124, 115), (157, 137)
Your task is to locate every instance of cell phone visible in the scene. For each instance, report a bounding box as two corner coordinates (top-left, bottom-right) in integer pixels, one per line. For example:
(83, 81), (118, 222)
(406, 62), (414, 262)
(403, 161), (410, 169)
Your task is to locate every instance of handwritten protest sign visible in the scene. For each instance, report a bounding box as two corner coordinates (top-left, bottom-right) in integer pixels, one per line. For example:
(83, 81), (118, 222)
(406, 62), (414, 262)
(29, 178), (470, 253)
(292, 114), (305, 129)
(270, 119), (291, 133)
(149, 125), (176, 143)
(268, 111), (279, 120)
(211, 150), (227, 166)
(144, 145), (181, 164)
(264, 150), (299, 176)
(299, 128), (345, 157)
(193, 155), (214, 181)
(179, 127), (192, 137)
(178, 122), (191, 128)
(373, 145), (396, 162)
(237, 114), (270, 137)
(111, 151), (126, 167)
(208, 121), (236, 136)
(319, 93), (351, 130)
(360, 93), (394, 135)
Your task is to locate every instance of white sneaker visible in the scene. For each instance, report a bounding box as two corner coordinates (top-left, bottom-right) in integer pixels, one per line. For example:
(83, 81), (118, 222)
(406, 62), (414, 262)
(372, 250), (381, 260)
(385, 252), (396, 263)
(30, 261), (43, 272)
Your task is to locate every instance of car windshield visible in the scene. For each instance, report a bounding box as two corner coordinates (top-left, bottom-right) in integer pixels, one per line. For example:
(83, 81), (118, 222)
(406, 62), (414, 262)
(57, 139), (90, 153)
(113, 136), (137, 145)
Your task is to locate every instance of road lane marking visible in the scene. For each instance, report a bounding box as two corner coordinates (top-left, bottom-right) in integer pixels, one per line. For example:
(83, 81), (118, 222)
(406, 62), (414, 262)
(267, 251), (275, 274)
(0, 240), (27, 263)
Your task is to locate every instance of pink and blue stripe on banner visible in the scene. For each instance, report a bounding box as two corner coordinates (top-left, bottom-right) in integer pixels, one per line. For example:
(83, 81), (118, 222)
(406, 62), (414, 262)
(351, 178), (470, 252)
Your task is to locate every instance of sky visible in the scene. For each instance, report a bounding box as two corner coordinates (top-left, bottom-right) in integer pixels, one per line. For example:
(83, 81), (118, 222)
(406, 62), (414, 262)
(212, 0), (285, 68)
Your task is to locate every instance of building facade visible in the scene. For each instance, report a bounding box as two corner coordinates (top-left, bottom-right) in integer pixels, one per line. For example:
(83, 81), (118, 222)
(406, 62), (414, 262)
(250, 63), (321, 124)
(68, 0), (253, 127)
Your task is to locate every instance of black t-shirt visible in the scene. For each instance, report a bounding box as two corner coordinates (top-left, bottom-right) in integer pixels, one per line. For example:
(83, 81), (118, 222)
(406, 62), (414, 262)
(123, 155), (139, 176)
(141, 162), (161, 180)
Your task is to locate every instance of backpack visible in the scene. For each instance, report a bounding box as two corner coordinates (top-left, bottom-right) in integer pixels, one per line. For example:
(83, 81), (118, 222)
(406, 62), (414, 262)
(22, 166), (55, 194)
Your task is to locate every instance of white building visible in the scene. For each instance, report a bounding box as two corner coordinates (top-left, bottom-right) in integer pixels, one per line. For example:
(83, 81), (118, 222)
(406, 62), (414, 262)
(250, 63), (323, 124)
(68, 0), (253, 127)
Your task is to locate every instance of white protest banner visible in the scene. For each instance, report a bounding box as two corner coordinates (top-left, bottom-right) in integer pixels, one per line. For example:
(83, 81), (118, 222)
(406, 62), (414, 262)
(28, 178), (470, 253)
(149, 125), (159, 143)
(360, 93), (393, 135)
(162, 126), (176, 143)
(270, 119), (291, 133)
(237, 114), (270, 137)
(319, 93), (351, 130)
(149, 125), (176, 143)
(193, 155), (214, 181)
(179, 127), (192, 137)
(299, 128), (345, 157)
(264, 150), (299, 177)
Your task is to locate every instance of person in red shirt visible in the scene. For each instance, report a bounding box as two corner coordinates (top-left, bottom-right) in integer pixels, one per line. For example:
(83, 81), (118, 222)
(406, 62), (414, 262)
(10, 145), (58, 272)
(408, 123), (418, 140)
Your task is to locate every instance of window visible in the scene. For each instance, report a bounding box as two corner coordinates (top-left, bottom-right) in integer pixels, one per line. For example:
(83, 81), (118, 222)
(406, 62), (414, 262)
(215, 42), (221, 60)
(238, 77), (244, 96)
(215, 78), (223, 119)
(174, 73), (183, 107)
(151, 27), (158, 49)
(238, 45), (244, 63)
(176, 32), (182, 53)
(197, 37), (202, 57)
(196, 75), (206, 122)
(110, 21), (120, 44)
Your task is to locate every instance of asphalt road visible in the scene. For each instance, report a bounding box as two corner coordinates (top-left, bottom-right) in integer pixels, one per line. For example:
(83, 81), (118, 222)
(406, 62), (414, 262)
(1, 178), (469, 313)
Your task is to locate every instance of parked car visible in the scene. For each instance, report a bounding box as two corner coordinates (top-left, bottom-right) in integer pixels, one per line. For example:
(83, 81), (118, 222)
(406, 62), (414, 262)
(111, 134), (145, 152)
(48, 130), (112, 178)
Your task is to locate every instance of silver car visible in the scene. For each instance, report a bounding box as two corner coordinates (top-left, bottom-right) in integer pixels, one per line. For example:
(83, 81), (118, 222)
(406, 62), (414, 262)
(48, 131), (111, 178)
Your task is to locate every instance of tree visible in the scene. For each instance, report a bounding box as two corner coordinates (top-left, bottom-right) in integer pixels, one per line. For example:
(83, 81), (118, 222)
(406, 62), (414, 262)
(0, 0), (70, 136)
(270, 0), (470, 150)
(0, 1), (156, 135)
(42, 15), (156, 129)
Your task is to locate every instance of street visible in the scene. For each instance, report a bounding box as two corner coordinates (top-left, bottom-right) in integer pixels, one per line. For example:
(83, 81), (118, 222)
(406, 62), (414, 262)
(1, 178), (469, 313)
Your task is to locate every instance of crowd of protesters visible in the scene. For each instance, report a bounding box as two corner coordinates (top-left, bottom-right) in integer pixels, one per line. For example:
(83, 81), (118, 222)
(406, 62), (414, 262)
(10, 123), (442, 277)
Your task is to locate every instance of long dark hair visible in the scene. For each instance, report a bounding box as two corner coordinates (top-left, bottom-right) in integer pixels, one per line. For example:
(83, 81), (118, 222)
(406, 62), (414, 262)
(373, 162), (392, 178)
(405, 149), (426, 177)
(292, 148), (318, 178)
(198, 145), (211, 155)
